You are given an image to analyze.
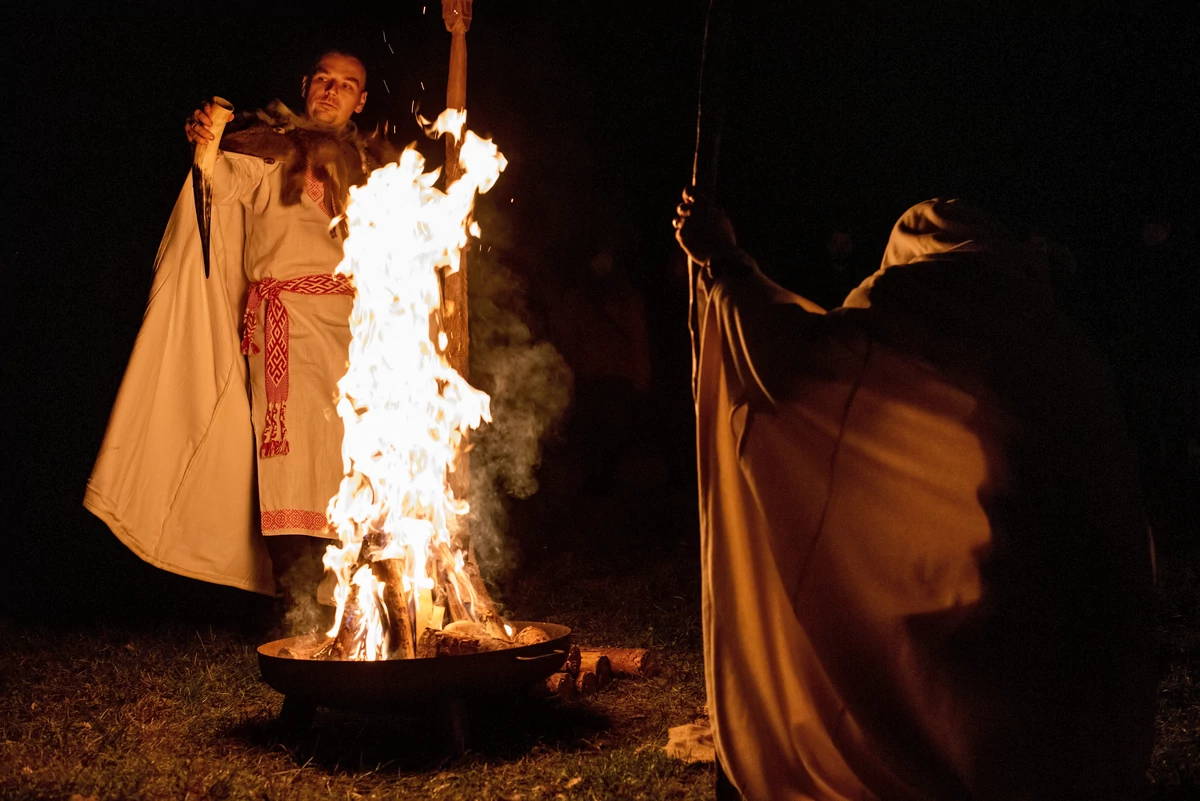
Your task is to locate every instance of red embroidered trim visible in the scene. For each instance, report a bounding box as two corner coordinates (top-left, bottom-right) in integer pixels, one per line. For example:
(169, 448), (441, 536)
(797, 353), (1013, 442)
(241, 273), (354, 458)
(262, 508), (330, 533)
(304, 167), (331, 217)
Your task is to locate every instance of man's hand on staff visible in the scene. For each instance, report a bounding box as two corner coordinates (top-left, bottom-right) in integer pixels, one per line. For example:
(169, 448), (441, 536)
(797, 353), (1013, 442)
(185, 102), (217, 145)
(673, 187), (737, 265)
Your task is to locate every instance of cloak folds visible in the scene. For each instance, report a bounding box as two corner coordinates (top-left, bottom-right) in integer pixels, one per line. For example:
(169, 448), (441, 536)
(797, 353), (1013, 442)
(85, 157), (274, 596)
(695, 199), (1157, 800)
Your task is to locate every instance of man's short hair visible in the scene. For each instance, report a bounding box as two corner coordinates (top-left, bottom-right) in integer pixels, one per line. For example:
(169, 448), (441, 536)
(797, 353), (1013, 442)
(305, 48), (369, 90)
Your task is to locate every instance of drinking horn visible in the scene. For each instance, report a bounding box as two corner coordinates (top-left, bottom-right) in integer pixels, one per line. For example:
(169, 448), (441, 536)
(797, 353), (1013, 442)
(191, 96), (235, 278)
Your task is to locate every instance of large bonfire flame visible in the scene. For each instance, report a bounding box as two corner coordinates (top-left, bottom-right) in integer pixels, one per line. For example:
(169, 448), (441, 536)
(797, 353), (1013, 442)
(320, 109), (508, 661)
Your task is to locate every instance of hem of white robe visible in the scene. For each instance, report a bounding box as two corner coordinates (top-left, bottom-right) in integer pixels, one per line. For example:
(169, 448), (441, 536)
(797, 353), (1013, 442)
(259, 507), (337, 538)
(83, 491), (273, 596)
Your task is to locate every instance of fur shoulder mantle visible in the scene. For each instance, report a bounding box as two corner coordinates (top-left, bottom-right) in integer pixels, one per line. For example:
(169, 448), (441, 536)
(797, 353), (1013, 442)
(221, 100), (399, 233)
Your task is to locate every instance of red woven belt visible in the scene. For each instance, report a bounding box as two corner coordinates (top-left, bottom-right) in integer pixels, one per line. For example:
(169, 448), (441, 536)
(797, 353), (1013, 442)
(241, 273), (354, 458)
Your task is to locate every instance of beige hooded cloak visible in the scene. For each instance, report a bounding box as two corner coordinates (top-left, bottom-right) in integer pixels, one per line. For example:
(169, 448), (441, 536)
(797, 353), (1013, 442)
(696, 199), (1157, 800)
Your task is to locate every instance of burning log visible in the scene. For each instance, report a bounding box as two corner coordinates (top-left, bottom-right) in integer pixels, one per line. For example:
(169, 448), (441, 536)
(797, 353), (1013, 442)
(318, 593), (366, 660)
(443, 620), (488, 638)
(578, 652), (612, 689)
(461, 556), (511, 641)
(429, 599), (447, 631)
(412, 622), (550, 658)
(599, 647), (658, 678)
(416, 626), (509, 658)
(434, 578), (470, 627)
(416, 628), (473, 657)
(370, 558), (416, 659)
(431, 542), (511, 641)
(433, 543), (473, 624)
(275, 633), (335, 660)
(513, 626), (551, 647)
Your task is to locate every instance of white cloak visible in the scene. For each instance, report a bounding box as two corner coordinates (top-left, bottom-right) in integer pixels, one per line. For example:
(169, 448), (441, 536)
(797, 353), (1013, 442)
(84, 157), (274, 595)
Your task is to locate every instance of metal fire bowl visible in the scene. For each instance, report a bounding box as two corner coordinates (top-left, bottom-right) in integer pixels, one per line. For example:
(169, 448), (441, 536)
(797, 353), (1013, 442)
(257, 621), (571, 713)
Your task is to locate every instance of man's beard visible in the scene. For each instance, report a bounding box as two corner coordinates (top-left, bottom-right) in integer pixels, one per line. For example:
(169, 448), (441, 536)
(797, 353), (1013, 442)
(307, 102), (341, 127)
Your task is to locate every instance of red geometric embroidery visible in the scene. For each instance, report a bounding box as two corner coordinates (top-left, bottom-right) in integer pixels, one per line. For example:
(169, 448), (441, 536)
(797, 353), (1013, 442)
(261, 508), (330, 533)
(241, 273), (354, 458)
(304, 167), (331, 217)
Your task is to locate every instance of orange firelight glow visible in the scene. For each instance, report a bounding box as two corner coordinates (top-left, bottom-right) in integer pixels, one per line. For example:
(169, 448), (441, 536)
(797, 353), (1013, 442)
(321, 109), (507, 660)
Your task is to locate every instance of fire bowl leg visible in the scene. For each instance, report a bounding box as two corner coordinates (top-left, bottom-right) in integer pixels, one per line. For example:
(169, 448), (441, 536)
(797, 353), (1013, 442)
(277, 694), (317, 735)
(439, 698), (469, 758)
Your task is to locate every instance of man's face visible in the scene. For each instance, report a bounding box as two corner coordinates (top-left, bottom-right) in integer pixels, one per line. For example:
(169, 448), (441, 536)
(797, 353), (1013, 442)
(302, 53), (367, 130)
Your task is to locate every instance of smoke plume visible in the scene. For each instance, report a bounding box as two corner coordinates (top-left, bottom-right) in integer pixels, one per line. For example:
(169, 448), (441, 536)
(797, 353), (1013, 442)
(464, 234), (572, 584)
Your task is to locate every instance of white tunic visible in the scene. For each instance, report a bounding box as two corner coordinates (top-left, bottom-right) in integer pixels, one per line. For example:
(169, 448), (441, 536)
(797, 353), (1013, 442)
(220, 155), (352, 540)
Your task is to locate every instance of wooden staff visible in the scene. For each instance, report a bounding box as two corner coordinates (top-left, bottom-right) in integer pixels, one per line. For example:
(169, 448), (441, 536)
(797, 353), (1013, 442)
(441, 0), (473, 384)
(440, 0), (489, 589)
(688, 0), (734, 398)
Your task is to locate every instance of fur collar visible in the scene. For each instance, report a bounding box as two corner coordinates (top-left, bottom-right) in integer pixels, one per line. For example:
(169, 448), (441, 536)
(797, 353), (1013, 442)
(221, 100), (399, 236)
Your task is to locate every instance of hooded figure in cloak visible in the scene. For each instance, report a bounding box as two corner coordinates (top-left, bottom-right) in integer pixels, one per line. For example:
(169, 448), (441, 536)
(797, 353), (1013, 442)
(674, 191), (1157, 801)
(84, 50), (396, 629)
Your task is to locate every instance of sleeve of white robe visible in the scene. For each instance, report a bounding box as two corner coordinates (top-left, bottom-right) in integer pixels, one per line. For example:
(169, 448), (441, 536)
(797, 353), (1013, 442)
(212, 151), (269, 204)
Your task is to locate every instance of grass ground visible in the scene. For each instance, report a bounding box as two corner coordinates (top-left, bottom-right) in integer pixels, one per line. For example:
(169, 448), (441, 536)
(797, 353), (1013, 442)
(1148, 540), (1200, 798)
(2, 488), (1197, 800)
(0, 508), (713, 801)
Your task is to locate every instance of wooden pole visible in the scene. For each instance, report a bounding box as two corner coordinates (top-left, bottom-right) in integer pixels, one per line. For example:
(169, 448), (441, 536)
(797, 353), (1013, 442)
(689, 0), (734, 401)
(442, 0), (473, 539)
(441, 0), (472, 383)
(691, 0), (733, 199)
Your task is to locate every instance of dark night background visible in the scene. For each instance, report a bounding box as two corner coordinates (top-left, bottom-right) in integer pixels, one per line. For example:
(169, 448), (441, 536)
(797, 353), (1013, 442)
(5, 3), (1197, 622)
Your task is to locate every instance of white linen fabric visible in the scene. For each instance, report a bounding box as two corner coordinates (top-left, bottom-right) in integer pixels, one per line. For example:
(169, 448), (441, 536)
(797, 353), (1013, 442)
(86, 152), (354, 593)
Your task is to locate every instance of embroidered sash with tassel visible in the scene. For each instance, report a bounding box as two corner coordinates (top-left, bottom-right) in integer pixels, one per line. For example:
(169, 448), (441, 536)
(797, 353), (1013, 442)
(241, 274), (355, 458)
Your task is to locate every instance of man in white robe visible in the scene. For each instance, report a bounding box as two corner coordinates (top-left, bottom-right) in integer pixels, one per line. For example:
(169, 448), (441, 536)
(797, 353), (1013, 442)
(86, 51), (388, 629)
(674, 191), (1157, 800)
